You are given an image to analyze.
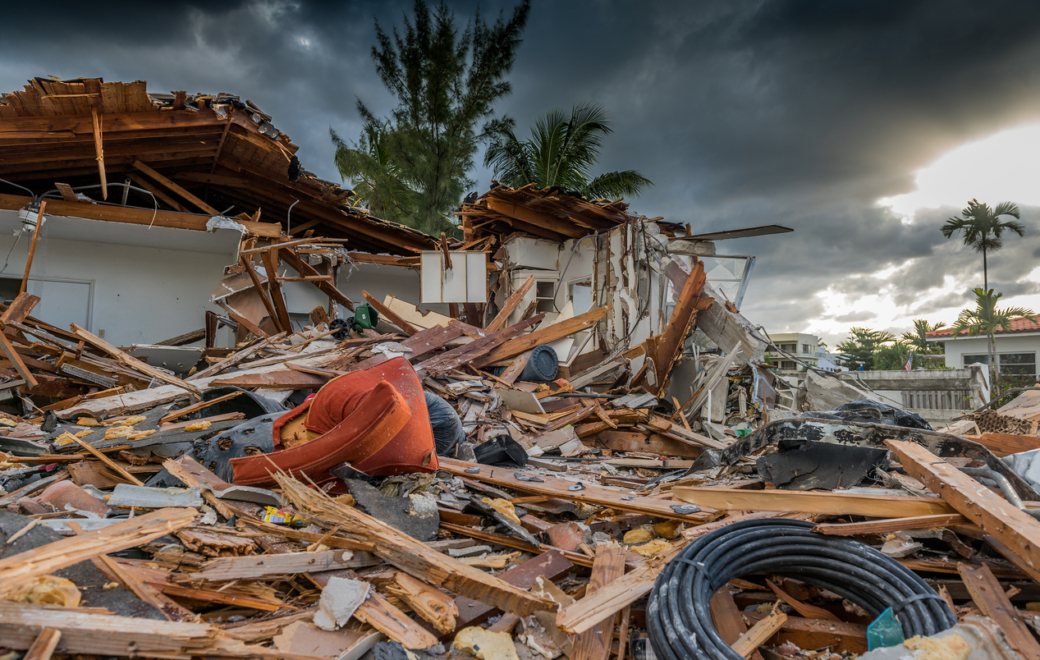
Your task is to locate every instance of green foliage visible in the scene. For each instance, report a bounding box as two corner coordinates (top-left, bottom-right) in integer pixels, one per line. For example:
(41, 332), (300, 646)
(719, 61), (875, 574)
(333, 0), (531, 234)
(900, 319), (945, 353)
(484, 103), (653, 199)
(836, 327), (896, 370)
(941, 199), (1024, 289)
(952, 288), (1034, 392)
(874, 343), (910, 371)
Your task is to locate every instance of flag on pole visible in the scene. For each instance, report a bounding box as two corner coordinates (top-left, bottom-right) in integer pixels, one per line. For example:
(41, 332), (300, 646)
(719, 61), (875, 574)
(905, 352), (914, 371)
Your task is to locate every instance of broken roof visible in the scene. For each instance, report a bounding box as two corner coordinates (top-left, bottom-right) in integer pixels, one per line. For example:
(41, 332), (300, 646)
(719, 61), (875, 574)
(927, 316), (1040, 339)
(0, 77), (436, 255)
(456, 182), (679, 242)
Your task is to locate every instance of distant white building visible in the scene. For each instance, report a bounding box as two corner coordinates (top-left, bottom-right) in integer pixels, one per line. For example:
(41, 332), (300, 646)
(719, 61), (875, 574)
(927, 317), (1040, 382)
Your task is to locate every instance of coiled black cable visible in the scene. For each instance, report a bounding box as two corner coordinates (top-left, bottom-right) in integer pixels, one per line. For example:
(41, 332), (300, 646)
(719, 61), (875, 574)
(647, 519), (956, 660)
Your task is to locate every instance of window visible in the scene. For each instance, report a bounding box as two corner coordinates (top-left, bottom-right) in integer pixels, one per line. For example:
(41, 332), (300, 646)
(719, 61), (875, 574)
(802, 344), (810, 354)
(568, 281), (592, 315)
(1000, 353), (1036, 376)
(963, 353), (1036, 377)
(781, 361), (796, 370)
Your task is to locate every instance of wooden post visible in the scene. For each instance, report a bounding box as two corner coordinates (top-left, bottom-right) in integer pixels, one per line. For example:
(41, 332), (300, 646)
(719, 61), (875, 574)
(91, 108), (107, 200)
(20, 199), (45, 295)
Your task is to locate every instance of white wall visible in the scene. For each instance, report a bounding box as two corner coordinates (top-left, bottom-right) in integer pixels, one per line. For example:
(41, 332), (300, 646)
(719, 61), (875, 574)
(0, 228), (233, 347)
(942, 334), (1040, 373)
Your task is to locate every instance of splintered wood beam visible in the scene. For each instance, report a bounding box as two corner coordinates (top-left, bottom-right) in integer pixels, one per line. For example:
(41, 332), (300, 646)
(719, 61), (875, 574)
(70, 323), (202, 398)
(812, 513), (970, 536)
(279, 247), (355, 311)
(132, 160), (218, 216)
(958, 562), (1040, 660)
(571, 542), (627, 660)
(485, 197), (587, 239)
(227, 312), (269, 339)
(487, 274), (534, 332)
(22, 628), (61, 660)
(20, 200), (45, 296)
(62, 432), (143, 486)
(91, 108), (107, 200)
(473, 305), (611, 367)
(672, 486), (954, 517)
(0, 292), (40, 328)
(650, 260), (708, 394)
(887, 439), (1040, 576)
(277, 473), (557, 618)
(0, 508), (197, 598)
(363, 291), (419, 335)
(260, 248), (293, 332)
(126, 172), (190, 213)
(238, 255), (283, 333)
(209, 116), (233, 174)
(733, 608), (787, 658)
(0, 331), (37, 388)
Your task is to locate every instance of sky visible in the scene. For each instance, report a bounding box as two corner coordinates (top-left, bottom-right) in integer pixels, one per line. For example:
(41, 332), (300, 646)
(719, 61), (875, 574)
(2, 0), (1040, 346)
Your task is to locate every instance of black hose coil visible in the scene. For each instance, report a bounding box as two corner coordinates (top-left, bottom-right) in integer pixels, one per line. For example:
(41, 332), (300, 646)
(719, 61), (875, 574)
(646, 519), (956, 660)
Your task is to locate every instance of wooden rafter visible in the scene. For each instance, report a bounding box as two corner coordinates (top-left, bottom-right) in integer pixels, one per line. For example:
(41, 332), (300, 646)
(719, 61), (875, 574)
(90, 108), (107, 200)
(132, 160), (218, 216)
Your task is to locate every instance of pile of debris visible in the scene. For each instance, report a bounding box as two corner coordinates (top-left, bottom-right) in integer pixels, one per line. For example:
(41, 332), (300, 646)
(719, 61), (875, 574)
(2, 77), (1040, 660)
(2, 239), (1040, 660)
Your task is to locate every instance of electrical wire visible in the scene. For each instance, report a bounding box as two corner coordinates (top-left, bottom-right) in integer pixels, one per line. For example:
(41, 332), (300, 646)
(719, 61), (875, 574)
(647, 518), (956, 660)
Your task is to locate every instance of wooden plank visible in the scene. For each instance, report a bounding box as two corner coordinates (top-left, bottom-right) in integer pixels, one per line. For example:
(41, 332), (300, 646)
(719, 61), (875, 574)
(0, 602), (300, 659)
(23, 628), (61, 660)
(417, 314), (545, 375)
(71, 323), (202, 397)
(487, 274), (534, 332)
(591, 430), (702, 459)
(554, 512), (804, 636)
(20, 199), (45, 296)
(155, 327), (206, 346)
(672, 486), (955, 517)
(362, 290), (419, 335)
(968, 432), (1040, 456)
(227, 311), (269, 339)
(0, 292), (40, 328)
(62, 432), (144, 486)
(238, 255), (283, 332)
(958, 562), (1040, 660)
(450, 550), (574, 636)
(186, 549), (379, 581)
(440, 458), (717, 523)
(812, 513), (970, 536)
(0, 330), (37, 388)
(0, 192), (213, 232)
(368, 569), (460, 635)
(186, 332), (287, 381)
(711, 589), (751, 646)
(571, 542), (628, 660)
(132, 159), (218, 215)
(649, 260), (707, 394)
(499, 349), (533, 385)
(159, 391), (243, 424)
(91, 108), (107, 200)
(277, 473), (557, 618)
(733, 608), (787, 659)
(127, 172), (190, 213)
(261, 248), (293, 333)
(279, 248), (355, 312)
(887, 439), (1040, 574)
(474, 305), (611, 367)
(0, 508), (196, 597)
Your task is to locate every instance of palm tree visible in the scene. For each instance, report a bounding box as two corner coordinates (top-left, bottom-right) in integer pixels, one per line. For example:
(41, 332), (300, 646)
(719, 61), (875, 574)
(941, 199), (1025, 289)
(951, 288), (1034, 392)
(900, 319), (946, 354)
(484, 103), (652, 199)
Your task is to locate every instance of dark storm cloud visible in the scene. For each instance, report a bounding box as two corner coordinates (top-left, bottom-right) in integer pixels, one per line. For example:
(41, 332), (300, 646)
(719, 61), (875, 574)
(2, 1), (1040, 339)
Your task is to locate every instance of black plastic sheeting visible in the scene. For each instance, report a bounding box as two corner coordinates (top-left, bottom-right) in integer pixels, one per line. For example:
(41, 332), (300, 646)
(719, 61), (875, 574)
(799, 399), (933, 430)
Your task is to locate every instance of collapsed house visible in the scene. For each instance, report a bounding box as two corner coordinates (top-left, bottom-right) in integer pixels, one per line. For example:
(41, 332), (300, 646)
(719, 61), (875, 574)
(1, 77), (1040, 660)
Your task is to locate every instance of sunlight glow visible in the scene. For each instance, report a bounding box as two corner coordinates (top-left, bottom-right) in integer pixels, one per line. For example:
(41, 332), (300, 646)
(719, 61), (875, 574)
(879, 124), (1040, 219)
